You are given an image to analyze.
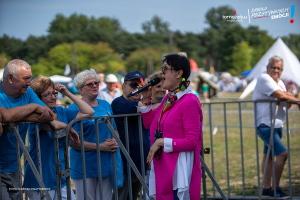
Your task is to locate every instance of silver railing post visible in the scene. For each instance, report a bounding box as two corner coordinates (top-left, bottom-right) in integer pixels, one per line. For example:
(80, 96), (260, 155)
(238, 102), (245, 197)
(270, 102), (276, 197)
(111, 118), (118, 200)
(63, 128), (71, 200)
(223, 103), (230, 198)
(138, 116), (146, 200)
(285, 102), (293, 199)
(53, 129), (62, 200)
(254, 102), (260, 194)
(200, 145), (207, 200)
(95, 119), (104, 200)
(15, 125), (23, 200)
(124, 117), (133, 200)
(208, 103), (215, 197)
(79, 121), (88, 200)
(34, 124), (44, 200)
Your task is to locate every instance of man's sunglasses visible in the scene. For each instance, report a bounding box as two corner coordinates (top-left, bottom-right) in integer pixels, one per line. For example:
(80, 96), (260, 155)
(82, 82), (100, 88)
(124, 81), (139, 89)
(268, 65), (283, 71)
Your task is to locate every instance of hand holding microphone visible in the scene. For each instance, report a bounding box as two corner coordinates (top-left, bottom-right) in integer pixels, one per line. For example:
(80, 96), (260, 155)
(127, 77), (161, 98)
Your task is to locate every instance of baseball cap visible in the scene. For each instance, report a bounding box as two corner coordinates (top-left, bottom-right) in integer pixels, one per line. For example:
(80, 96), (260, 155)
(106, 74), (118, 83)
(124, 71), (145, 81)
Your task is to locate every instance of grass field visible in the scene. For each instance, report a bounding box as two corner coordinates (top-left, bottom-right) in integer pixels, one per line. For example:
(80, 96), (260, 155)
(200, 94), (300, 197)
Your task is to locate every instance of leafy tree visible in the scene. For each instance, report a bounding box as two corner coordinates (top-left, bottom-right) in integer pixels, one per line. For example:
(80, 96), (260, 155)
(31, 41), (125, 76)
(0, 34), (24, 60)
(142, 15), (170, 35)
(0, 53), (11, 68)
(48, 13), (122, 34)
(125, 48), (162, 75)
(245, 26), (274, 67)
(230, 41), (252, 75)
(282, 34), (300, 60)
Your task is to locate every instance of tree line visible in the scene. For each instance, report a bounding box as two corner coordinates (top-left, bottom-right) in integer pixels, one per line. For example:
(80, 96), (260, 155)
(0, 5), (299, 77)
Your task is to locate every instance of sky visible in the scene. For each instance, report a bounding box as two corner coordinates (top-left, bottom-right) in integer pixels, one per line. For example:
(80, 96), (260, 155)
(0, 0), (299, 40)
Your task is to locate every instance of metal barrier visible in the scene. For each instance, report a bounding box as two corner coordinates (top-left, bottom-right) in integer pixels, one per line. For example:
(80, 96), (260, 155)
(2, 113), (226, 200)
(200, 99), (300, 199)
(1, 122), (62, 200)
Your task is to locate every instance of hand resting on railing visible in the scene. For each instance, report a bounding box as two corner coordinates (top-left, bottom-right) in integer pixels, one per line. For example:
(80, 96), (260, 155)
(41, 120), (80, 144)
(69, 130), (120, 152)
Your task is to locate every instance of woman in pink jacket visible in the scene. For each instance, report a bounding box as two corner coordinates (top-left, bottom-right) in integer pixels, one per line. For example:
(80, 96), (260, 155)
(138, 54), (203, 200)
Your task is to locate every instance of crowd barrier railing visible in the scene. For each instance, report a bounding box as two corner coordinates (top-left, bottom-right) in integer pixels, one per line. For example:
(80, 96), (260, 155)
(200, 99), (300, 199)
(3, 113), (228, 200)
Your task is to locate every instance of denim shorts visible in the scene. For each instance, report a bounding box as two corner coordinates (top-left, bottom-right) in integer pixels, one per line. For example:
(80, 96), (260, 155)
(256, 125), (287, 156)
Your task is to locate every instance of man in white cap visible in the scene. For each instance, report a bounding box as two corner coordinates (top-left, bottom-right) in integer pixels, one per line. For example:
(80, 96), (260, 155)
(97, 74), (122, 104)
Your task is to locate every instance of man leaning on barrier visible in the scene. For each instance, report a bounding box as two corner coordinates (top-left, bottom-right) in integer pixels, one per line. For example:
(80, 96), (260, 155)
(253, 55), (300, 197)
(111, 71), (160, 200)
(0, 59), (54, 200)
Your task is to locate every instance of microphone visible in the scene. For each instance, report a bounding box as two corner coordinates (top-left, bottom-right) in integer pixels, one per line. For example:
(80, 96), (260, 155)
(127, 77), (161, 98)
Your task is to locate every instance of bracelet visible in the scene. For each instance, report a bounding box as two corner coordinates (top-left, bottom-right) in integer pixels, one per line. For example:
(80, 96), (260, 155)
(141, 98), (152, 106)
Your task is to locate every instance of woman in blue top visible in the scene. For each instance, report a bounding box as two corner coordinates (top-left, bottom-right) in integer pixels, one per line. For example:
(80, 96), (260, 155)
(70, 69), (122, 200)
(23, 76), (94, 200)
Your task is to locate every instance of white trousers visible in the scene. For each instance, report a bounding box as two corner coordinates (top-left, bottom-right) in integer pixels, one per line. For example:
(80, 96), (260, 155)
(27, 186), (76, 200)
(73, 176), (112, 200)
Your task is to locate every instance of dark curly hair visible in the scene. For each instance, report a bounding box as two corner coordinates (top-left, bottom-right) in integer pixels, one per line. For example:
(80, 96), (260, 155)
(162, 54), (191, 80)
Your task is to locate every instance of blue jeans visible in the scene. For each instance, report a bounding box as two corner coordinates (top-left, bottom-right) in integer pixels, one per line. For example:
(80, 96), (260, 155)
(256, 125), (287, 156)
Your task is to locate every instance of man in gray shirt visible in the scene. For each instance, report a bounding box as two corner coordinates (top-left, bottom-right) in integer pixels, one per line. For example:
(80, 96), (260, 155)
(97, 74), (121, 104)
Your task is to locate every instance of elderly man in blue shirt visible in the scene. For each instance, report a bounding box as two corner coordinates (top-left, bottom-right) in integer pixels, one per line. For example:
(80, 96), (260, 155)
(0, 59), (54, 200)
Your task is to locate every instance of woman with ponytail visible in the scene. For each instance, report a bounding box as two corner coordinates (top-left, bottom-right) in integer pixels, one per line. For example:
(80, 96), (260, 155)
(137, 54), (203, 200)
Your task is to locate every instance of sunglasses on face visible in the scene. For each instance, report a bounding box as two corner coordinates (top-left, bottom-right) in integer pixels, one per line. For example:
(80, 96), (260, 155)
(82, 82), (100, 88)
(268, 65), (283, 71)
(124, 81), (139, 89)
(41, 92), (58, 98)
(161, 65), (173, 74)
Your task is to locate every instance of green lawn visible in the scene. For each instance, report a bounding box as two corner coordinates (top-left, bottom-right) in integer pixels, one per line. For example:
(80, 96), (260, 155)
(200, 100), (300, 197)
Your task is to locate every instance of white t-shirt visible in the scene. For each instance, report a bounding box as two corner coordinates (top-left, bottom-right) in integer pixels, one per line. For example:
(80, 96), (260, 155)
(252, 71), (287, 128)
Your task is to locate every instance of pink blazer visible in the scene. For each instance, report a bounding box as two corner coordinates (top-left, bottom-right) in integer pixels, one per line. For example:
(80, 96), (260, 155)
(142, 93), (203, 200)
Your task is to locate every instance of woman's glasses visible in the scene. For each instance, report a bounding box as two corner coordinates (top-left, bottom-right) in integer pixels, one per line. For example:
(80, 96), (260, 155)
(41, 92), (58, 98)
(82, 82), (100, 88)
(124, 81), (139, 89)
(161, 65), (173, 74)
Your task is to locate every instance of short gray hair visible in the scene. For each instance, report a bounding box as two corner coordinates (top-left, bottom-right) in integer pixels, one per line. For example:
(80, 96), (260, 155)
(3, 59), (31, 81)
(73, 69), (100, 89)
(268, 56), (284, 67)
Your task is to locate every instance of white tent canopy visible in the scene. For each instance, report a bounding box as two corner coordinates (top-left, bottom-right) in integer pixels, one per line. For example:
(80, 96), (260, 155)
(240, 38), (300, 99)
(49, 75), (72, 83)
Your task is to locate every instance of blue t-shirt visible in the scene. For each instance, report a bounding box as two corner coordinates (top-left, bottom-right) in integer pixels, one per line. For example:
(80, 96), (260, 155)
(111, 96), (150, 175)
(69, 99), (118, 179)
(0, 83), (45, 172)
(23, 107), (79, 190)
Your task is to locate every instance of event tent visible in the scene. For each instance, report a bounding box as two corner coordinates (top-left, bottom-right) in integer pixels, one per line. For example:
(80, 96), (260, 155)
(49, 75), (72, 83)
(246, 37), (300, 85)
(239, 38), (300, 99)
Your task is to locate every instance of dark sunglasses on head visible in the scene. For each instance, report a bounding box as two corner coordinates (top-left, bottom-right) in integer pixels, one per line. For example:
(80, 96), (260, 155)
(41, 92), (58, 98)
(82, 82), (100, 88)
(125, 81), (139, 89)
